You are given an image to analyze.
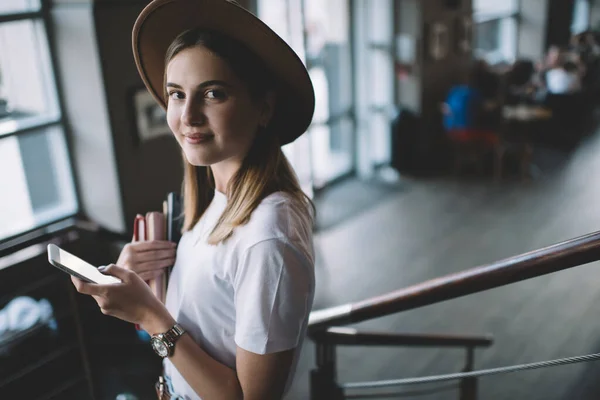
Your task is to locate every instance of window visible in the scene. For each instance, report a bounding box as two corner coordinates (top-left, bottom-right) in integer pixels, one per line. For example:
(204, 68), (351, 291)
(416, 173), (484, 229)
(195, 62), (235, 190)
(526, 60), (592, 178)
(257, 0), (314, 195)
(0, 0), (41, 14)
(302, 0), (355, 187)
(572, 0), (590, 35)
(364, 0), (394, 166)
(0, 3), (78, 243)
(257, 0), (356, 190)
(473, 0), (519, 65)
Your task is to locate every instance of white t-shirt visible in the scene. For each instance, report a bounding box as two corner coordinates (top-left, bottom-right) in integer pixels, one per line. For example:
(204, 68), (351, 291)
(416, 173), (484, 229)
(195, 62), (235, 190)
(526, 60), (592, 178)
(163, 190), (315, 399)
(546, 68), (581, 94)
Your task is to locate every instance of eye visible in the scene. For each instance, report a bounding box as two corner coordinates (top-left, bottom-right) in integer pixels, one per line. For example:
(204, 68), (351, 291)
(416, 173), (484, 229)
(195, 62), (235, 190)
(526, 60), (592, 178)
(168, 90), (184, 100)
(206, 89), (227, 100)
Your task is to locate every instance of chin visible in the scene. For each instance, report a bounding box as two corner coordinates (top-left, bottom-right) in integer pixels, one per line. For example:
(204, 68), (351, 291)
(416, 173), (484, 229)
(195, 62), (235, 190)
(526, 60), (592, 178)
(185, 156), (213, 167)
(184, 151), (220, 167)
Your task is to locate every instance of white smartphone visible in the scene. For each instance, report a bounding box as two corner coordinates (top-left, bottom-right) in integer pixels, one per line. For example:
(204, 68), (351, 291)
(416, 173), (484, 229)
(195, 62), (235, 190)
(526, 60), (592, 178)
(47, 244), (121, 285)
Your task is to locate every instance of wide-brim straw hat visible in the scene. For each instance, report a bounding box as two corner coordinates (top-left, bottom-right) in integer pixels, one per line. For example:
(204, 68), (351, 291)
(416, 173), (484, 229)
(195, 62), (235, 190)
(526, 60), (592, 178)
(132, 0), (315, 145)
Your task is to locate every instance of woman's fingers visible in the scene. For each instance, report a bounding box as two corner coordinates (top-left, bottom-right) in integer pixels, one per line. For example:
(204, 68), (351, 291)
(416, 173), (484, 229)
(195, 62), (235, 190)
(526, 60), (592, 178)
(118, 240), (176, 274)
(132, 240), (177, 252)
(138, 258), (175, 272)
(71, 276), (103, 296)
(133, 248), (176, 263)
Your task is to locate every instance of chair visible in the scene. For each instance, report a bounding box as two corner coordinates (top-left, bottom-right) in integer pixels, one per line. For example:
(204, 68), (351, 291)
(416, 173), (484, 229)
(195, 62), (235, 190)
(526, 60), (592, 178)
(446, 128), (502, 178)
(441, 100), (502, 178)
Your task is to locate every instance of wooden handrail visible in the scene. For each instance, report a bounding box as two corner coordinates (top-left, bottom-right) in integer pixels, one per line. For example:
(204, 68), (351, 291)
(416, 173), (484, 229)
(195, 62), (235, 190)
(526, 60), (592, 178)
(310, 327), (493, 348)
(309, 230), (600, 332)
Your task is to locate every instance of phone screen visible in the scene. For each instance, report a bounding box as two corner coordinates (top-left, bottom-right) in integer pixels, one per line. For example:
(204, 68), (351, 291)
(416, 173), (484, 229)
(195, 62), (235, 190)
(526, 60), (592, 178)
(47, 244), (121, 285)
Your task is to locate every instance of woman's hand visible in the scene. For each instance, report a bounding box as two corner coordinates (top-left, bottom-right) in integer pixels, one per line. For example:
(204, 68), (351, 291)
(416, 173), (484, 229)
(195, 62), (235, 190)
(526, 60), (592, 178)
(71, 264), (175, 334)
(117, 240), (177, 280)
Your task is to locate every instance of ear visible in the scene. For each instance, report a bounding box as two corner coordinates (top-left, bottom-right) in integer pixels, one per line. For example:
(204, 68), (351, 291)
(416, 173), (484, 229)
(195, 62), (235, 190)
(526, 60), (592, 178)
(259, 91), (277, 127)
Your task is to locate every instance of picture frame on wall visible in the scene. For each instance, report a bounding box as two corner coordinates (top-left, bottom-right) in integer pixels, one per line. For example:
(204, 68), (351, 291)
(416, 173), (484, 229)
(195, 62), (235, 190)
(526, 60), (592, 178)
(131, 87), (170, 145)
(427, 22), (450, 61)
(455, 16), (473, 53)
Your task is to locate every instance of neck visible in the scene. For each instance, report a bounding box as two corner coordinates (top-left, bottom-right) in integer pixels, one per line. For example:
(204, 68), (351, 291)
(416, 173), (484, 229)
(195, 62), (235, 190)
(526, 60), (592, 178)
(210, 158), (242, 194)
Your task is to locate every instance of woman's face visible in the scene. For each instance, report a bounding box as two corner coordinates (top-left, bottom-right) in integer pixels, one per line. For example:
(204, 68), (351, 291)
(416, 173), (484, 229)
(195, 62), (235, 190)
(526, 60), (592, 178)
(165, 46), (269, 167)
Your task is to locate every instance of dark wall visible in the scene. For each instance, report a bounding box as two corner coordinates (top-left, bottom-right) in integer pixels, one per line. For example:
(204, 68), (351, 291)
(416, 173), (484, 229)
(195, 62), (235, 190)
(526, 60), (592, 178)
(420, 0), (473, 131)
(545, 0), (576, 48)
(93, 1), (183, 232)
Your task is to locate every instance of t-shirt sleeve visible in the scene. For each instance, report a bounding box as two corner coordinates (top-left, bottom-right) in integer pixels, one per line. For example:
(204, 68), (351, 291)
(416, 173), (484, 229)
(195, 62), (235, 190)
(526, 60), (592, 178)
(233, 238), (313, 355)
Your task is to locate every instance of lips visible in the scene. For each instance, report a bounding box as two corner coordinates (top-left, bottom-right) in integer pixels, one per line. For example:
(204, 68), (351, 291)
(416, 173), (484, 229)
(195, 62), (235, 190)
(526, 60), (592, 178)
(184, 133), (213, 144)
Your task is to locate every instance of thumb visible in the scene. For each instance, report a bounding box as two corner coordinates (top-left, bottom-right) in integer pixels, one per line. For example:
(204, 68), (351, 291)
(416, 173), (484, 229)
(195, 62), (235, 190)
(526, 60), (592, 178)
(99, 264), (130, 281)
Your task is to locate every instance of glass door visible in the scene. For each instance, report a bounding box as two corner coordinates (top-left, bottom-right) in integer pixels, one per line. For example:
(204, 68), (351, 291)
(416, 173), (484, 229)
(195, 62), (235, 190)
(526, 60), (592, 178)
(304, 0), (355, 188)
(257, 0), (314, 196)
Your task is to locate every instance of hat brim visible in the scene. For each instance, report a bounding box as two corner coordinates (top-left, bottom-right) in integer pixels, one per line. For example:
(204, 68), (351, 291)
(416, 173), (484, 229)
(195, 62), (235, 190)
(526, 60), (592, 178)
(132, 0), (315, 146)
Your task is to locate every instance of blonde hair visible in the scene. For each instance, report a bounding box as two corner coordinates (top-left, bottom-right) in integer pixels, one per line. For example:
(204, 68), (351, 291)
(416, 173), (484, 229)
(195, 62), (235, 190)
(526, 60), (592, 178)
(166, 29), (314, 245)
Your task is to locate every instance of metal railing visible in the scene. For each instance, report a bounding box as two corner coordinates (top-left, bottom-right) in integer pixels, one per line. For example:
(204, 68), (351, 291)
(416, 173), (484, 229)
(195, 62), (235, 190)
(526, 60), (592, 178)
(307, 229), (600, 399)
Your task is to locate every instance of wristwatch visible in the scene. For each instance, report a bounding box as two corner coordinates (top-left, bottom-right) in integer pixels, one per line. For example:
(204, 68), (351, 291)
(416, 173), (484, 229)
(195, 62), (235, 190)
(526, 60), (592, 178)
(150, 323), (186, 358)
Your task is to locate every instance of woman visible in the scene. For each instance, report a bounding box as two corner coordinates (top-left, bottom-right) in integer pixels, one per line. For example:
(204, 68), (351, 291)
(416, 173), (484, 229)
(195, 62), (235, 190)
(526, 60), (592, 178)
(71, 0), (316, 399)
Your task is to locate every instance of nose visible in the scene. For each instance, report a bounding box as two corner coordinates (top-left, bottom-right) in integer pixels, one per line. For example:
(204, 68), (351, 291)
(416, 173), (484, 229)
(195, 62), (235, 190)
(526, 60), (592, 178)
(181, 99), (206, 127)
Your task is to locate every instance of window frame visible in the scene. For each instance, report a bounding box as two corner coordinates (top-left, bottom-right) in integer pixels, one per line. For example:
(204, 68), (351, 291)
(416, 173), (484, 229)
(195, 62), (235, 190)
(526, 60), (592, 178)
(0, 2), (81, 251)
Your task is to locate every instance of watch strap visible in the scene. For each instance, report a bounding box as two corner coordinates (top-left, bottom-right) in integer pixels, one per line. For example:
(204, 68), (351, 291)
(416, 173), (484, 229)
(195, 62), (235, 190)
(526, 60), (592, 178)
(164, 323), (186, 344)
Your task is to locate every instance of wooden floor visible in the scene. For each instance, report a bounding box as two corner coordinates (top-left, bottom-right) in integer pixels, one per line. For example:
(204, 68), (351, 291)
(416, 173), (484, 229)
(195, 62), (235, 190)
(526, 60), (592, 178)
(286, 131), (600, 399)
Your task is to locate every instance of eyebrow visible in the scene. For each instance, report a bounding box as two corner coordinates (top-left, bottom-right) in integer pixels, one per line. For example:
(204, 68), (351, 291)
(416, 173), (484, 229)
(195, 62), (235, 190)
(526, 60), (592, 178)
(165, 80), (232, 90)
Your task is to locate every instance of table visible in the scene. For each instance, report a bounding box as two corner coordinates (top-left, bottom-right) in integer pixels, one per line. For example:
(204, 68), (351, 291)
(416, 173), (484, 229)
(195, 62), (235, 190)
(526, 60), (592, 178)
(503, 105), (553, 122)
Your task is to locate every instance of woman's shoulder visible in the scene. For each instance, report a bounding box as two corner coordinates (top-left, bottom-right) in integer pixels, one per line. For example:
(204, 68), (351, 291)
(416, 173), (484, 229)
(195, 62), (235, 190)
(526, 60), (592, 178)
(236, 191), (314, 246)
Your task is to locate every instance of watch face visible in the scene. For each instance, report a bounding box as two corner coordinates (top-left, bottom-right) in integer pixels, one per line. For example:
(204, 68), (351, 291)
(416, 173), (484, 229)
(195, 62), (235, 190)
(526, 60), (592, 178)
(151, 337), (169, 358)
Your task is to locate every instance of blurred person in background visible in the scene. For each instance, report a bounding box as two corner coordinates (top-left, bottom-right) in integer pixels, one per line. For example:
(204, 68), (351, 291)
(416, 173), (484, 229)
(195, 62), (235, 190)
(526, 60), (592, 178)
(441, 59), (500, 145)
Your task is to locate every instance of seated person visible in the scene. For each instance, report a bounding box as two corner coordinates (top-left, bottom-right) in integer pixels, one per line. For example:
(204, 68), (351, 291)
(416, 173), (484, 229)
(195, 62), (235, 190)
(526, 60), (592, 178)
(543, 46), (562, 69)
(570, 31), (600, 64)
(441, 61), (499, 145)
(505, 59), (536, 103)
(536, 45), (564, 89)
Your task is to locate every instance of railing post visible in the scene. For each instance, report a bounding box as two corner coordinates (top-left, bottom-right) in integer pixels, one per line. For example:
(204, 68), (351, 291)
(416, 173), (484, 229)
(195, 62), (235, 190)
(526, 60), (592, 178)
(459, 346), (478, 400)
(310, 341), (344, 400)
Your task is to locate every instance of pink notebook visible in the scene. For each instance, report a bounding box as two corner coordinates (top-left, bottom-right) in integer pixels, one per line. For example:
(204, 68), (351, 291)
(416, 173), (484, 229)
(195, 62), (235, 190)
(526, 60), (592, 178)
(133, 211), (169, 331)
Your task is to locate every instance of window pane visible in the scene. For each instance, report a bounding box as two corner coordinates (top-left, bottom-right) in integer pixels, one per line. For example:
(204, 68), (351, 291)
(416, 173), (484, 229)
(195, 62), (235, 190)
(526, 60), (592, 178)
(368, 0), (393, 43)
(309, 66), (329, 124)
(475, 19), (501, 52)
(475, 17), (517, 64)
(310, 116), (354, 188)
(473, 0), (518, 17)
(257, 0), (306, 61)
(0, 0), (41, 14)
(0, 126), (77, 241)
(305, 0), (352, 117)
(0, 18), (59, 136)
(257, 0), (290, 43)
(370, 111), (390, 164)
(572, 0), (590, 34)
(369, 49), (394, 108)
(258, 0), (312, 196)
